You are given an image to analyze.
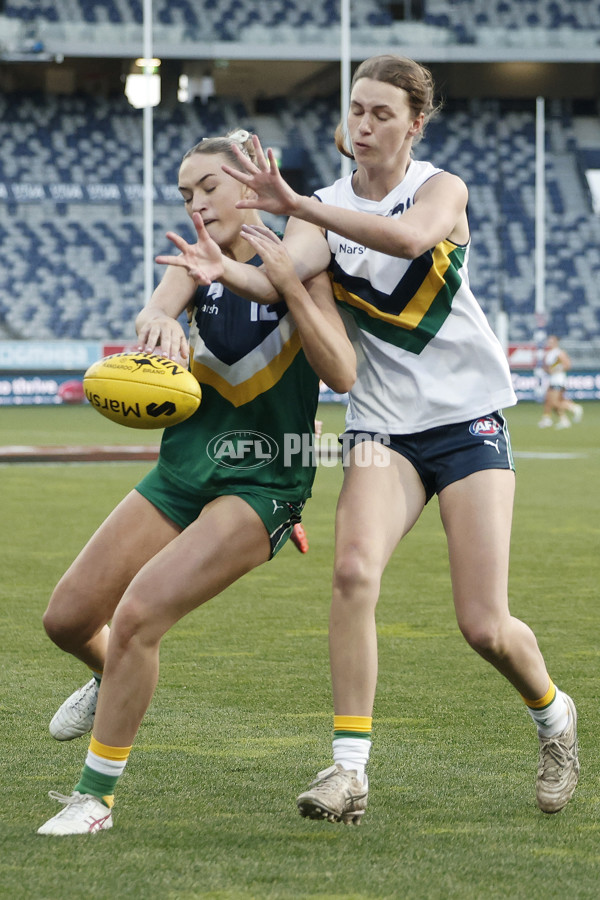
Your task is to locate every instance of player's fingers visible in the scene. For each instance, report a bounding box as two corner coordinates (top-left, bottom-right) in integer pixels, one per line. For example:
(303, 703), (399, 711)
(234, 198), (261, 210)
(194, 268), (213, 285)
(164, 327), (181, 358)
(240, 224), (266, 241)
(223, 164), (254, 187)
(155, 254), (185, 267)
(164, 231), (189, 251)
(157, 323), (183, 359)
(136, 326), (151, 349)
(252, 135), (270, 171)
(240, 230), (273, 256)
(142, 323), (162, 353)
(229, 143), (259, 173)
(191, 212), (207, 235)
(266, 147), (280, 175)
(241, 224), (281, 243)
(245, 236), (287, 266)
(178, 336), (190, 365)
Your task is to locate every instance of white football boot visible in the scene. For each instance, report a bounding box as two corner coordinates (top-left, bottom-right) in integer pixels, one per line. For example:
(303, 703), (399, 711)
(49, 678), (98, 740)
(37, 791), (113, 835)
(297, 764), (368, 824)
(536, 694), (580, 813)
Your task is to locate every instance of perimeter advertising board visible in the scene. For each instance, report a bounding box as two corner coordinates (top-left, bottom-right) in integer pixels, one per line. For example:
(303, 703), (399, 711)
(1, 341), (599, 406)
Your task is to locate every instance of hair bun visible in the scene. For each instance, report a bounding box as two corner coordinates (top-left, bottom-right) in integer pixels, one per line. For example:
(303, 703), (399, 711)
(228, 129), (251, 146)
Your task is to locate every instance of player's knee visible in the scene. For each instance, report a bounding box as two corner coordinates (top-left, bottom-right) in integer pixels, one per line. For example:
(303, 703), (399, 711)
(459, 617), (506, 659)
(110, 590), (161, 650)
(333, 548), (381, 601)
(42, 599), (94, 650)
(42, 606), (65, 645)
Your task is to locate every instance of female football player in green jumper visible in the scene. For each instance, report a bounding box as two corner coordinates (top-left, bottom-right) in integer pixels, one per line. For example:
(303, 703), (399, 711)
(38, 129), (355, 835)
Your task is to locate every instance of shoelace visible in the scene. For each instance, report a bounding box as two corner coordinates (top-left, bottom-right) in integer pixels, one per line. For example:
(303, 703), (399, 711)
(68, 685), (98, 716)
(309, 766), (362, 798)
(73, 696), (94, 712)
(310, 765), (341, 783)
(47, 791), (84, 806)
(538, 736), (577, 781)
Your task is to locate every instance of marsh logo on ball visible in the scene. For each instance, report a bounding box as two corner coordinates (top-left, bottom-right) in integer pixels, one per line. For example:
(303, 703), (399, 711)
(207, 430), (279, 469)
(469, 416), (501, 437)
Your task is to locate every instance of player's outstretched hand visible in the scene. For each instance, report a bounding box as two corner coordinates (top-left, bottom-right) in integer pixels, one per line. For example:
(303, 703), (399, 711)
(240, 225), (299, 294)
(155, 212), (225, 285)
(223, 135), (301, 217)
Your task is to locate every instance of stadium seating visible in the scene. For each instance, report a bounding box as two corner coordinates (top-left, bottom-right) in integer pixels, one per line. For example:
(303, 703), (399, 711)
(4, 0), (597, 70)
(5, 0), (600, 46)
(2, 88), (600, 355)
(3, 0), (387, 31)
(423, 0), (600, 40)
(3, 0), (600, 362)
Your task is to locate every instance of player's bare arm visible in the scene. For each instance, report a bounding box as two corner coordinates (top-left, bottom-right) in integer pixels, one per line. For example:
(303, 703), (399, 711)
(136, 265), (195, 362)
(225, 135), (468, 260)
(279, 216), (331, 283)
(282, 170), (468, 258)
(241, 225), (356, 393)
(156, 211), (281, 305)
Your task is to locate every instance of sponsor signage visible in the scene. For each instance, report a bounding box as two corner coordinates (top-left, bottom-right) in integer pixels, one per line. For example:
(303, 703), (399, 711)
(1, 342), (599, 405)
(512, 370), (600, 401)
(3, 370), (600, 406)
(507, 343), (539, 369)
(0, 374), (85, 406)
(0, 182), (182, 204)
(0, 341), (103, 372)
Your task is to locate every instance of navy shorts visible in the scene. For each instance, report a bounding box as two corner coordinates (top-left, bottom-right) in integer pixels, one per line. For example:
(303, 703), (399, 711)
(342, 412), (515, 503)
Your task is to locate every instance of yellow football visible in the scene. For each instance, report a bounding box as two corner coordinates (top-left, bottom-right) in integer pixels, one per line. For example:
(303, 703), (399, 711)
(83, 352), (202, 429)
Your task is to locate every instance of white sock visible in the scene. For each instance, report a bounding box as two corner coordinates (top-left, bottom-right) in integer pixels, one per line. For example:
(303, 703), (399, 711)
(86, 749), (128, 778)
(527, 687), (569, 738)
(332, 737), (371, 782)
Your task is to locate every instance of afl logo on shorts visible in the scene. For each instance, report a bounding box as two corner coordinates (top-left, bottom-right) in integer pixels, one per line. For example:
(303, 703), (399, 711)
(206, 430), (279, 469)
(469, 416), (501, 437)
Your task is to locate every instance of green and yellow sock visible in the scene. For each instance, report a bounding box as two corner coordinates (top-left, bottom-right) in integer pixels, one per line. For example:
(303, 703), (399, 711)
(75, 736), (132, 809)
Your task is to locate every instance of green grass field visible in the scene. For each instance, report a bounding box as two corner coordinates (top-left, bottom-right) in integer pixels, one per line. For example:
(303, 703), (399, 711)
(1, 402), (599, 899)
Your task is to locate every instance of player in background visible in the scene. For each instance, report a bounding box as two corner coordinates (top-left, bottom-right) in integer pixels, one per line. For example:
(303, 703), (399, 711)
(538, 334), (583, 429)
(183, 55), (580, 823)
(37, 129), (355, 835)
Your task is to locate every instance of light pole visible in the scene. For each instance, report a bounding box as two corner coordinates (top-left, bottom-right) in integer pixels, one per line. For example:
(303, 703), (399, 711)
(340, 0), (352, 177)
(124, 0), (160, 306)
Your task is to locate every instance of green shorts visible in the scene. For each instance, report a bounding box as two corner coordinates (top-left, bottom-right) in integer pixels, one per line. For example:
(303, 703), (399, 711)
(135, 466), (305, 558)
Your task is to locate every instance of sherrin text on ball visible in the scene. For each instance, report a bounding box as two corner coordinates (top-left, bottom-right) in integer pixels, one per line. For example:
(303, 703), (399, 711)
(83, 352), (202, 429)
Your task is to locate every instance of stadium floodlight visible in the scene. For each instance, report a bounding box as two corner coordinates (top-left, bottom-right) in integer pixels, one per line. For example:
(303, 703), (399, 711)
(132, 0), (157, 307)
(340, 0), (352, 177)
(125, 58), (161, 109)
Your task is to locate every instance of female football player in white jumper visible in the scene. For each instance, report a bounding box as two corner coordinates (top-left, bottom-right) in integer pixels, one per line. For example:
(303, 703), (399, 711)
(173, 55), (579, 824)
(538, 333), (583, 429)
